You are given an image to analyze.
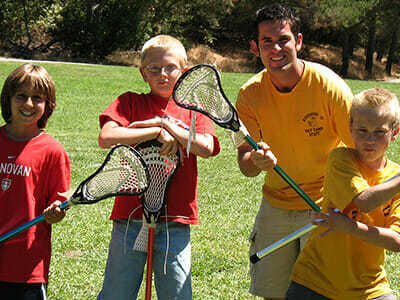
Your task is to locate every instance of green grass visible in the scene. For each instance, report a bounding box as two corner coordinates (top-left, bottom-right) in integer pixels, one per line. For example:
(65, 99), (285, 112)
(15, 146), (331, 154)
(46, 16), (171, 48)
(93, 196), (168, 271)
(0, 61), (400, 299)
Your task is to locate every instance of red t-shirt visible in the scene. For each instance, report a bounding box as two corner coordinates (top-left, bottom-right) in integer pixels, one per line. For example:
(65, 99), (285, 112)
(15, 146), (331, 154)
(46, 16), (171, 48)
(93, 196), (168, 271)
(99, 92), (220, 224)
(0, 126), (71, 283)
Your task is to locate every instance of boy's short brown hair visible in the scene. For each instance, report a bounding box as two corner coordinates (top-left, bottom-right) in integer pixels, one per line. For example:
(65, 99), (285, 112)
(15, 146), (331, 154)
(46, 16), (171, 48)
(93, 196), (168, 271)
(351, 87), (400, 129)
(1, 64), (56, 129)
(140, 35), (187, 68)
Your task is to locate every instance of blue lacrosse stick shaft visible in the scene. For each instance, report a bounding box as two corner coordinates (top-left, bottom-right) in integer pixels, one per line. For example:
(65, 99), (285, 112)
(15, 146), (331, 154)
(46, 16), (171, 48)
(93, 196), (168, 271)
(244, 135), (321, 212)
(0, 200), (71, 244)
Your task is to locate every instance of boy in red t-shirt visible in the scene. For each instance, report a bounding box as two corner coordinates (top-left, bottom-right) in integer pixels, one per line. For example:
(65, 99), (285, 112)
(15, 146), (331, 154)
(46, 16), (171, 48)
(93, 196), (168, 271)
(97, 35), (220, 299)
(0, 64), (71, 299)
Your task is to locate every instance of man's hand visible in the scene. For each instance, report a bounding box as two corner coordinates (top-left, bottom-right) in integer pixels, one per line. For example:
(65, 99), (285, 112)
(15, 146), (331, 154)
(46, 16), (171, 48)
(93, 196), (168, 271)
(249, 142), (277, 172)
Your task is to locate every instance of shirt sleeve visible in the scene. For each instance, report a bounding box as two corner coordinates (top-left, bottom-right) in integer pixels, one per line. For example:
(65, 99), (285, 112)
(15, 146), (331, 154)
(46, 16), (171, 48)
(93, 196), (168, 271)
(235, 88), (262, 142)
(46, 147), (71, 206)
(323, 148), (369, 211)
(194, 111), (221, 156)
(99, 92), (133, 128)
(386, 197), (400, 233)
(328, 76), (354, 148)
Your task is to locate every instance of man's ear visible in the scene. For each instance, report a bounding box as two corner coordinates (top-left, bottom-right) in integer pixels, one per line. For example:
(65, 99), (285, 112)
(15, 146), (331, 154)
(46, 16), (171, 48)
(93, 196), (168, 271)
(250, 40), (260, 57)
(295, 33), (303, 52)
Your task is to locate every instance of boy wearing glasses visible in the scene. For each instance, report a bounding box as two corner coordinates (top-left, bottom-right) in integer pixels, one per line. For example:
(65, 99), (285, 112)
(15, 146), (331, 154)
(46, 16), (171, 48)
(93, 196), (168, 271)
(97, 35), (220, 300)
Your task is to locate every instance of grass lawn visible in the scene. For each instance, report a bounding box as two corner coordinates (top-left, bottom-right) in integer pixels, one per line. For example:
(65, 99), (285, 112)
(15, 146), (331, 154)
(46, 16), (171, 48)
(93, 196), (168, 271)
(0, 61), (400, 299)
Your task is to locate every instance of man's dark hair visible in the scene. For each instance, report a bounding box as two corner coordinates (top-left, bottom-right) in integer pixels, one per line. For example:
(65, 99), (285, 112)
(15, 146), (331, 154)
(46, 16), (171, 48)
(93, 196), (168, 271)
(254, 3), (300, 41)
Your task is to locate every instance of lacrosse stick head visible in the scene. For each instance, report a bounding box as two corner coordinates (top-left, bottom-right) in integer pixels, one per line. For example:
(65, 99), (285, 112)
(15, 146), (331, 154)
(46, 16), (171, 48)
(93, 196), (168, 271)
(70, 145), (150, 205)
(135, 140), (180, 224)
(172, 64), (240, 132)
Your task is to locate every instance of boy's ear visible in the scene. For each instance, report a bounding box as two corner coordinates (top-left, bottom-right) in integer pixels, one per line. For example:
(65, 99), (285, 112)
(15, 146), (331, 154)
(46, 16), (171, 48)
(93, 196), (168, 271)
(250, 40), (260, 57)
(182, 65), (189, 73)
(391, 126), (400, 141)
(139, 67), (148, 83)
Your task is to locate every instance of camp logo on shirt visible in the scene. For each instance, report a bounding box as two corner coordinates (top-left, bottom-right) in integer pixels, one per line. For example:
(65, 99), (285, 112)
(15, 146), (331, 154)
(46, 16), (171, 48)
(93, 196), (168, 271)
(302, 112), (324, 137)
(1, 178), (11, 191)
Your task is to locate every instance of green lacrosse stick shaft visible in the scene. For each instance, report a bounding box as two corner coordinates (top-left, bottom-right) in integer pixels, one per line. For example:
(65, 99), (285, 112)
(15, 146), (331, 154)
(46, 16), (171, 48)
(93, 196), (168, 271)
(244, 135), (321, 212)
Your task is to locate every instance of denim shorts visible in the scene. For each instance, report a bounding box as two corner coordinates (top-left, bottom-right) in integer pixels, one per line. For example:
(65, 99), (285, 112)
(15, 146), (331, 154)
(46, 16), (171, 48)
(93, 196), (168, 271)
(97, 219), (192, 300)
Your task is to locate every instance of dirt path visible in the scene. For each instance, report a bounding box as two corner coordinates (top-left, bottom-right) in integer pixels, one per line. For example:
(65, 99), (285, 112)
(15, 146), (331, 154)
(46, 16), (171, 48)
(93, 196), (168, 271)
(0, 56), (98, 66)
(1, 56), (400, 82)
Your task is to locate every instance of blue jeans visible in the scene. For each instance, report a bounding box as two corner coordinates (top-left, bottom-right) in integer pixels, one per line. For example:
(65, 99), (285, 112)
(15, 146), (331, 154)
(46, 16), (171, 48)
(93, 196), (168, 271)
(98, 219), (192, 300)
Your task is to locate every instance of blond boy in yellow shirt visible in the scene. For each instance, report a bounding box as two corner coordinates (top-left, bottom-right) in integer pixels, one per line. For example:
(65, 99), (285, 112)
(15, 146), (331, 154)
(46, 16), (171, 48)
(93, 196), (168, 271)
(287, 87), (400, 300)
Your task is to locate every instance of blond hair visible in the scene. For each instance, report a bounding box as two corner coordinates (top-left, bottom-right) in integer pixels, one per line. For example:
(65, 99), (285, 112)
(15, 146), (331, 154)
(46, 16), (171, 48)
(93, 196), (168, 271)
(140, 35), (187, 67)
(351, 87), (400, 129)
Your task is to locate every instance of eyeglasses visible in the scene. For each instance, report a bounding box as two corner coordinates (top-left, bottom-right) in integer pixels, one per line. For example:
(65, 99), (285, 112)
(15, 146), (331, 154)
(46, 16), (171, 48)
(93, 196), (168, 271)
(145, 64), (180, 75)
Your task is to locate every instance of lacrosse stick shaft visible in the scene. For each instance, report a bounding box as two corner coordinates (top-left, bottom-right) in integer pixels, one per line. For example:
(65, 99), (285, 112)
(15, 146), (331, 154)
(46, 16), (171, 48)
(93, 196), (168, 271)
(0, 200), (71, 244)
(244, 135), (321, 212)
(145, 224), (156, 300)
(250, 223), (317, 264)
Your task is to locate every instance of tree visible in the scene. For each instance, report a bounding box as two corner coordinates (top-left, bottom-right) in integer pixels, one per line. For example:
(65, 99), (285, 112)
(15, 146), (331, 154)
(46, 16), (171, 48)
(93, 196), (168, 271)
(0, 0), (58, 58)
(52, 0), (148, 60)
(365, 9), (376, 77)
(386, 26), (399, 76)
(300, 0), (378, 77)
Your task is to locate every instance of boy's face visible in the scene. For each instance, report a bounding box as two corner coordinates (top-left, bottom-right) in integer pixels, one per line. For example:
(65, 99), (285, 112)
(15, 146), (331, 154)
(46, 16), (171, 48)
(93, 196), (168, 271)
(250, 20), (302, 77)
(10, 84), (46, 128)
(140, 48), (185, 98)
(350, 106), (399, 170)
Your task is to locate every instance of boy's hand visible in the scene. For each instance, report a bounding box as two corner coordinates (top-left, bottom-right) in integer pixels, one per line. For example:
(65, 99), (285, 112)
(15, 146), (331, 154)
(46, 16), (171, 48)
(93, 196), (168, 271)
(158, 129), (179, 156)
(43, 200), (66, 224)
(313, 208), (353, 236)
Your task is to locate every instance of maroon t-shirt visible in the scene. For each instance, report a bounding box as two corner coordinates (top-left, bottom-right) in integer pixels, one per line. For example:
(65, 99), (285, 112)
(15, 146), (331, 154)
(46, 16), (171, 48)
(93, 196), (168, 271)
(0, 127), (70, 283)
(99, 92), (220, 224)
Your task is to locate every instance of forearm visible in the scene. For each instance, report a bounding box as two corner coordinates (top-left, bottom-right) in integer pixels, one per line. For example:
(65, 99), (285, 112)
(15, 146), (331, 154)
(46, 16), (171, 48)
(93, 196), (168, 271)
(353, 177), (400, 212)
(99, 125), (160, 149)
(163, 121), (215, 158)
(347, 221), (400, 252)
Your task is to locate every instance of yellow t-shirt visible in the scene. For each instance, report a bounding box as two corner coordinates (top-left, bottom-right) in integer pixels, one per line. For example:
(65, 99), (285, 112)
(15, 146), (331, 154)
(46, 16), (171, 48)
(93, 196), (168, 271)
(291, 147), (400, 299)
(236, 61), (354, 210)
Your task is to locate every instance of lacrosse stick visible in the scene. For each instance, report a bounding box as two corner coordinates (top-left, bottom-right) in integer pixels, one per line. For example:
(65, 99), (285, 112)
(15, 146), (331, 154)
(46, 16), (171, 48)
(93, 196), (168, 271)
(250, 223), (316, 263)
(134, 140), (180, 300)
(0, 144), (150, 244)
(172, 64), (320, 212)
(250, 208), (341, 263)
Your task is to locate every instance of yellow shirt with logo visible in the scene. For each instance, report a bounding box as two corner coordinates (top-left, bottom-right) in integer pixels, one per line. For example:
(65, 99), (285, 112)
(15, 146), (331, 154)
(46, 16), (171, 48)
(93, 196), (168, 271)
(236, 61), (354, 210)
(291, 147), (400, 299)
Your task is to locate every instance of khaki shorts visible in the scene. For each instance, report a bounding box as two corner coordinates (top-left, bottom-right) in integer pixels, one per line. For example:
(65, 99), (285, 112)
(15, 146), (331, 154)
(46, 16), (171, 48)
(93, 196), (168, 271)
(249, 199), (313, 298)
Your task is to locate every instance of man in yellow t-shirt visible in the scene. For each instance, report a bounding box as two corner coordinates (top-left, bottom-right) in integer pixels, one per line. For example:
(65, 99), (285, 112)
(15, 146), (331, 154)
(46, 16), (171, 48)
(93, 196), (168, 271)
(235, 3), (353, 299)
(288, 87), (400, 300)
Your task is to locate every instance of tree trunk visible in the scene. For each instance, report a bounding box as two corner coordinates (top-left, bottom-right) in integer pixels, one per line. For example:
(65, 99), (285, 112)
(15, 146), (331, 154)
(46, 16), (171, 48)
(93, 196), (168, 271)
(365, 11), (376, 76)
(341, 31), (356, 77)
(386, 27), (399, 76)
